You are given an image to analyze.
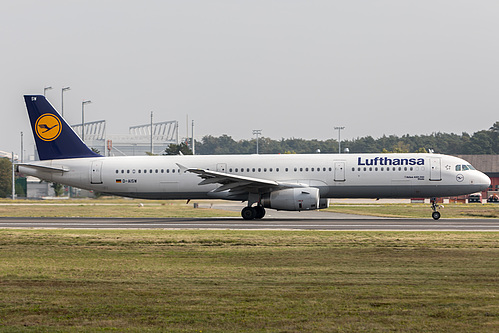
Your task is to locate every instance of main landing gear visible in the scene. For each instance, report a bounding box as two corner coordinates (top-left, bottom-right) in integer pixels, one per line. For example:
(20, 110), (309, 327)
(430, 197), (443, 220)
(241, 205), (266, 220)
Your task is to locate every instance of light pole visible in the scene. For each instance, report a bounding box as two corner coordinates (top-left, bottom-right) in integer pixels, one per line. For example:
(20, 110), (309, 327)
(81, 100), (92, 141)
(191, 120), (195, 155)
(20, 132), (23, 163)
(61, 87), (70, 117)
(43, 86), (52, 96)
(253, 129), (262, 154)
(150, 111), (153, 154)
(334, 126), (345, 153)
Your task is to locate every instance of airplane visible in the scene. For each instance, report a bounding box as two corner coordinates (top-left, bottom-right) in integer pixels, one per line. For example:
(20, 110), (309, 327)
(17, 95), (491, 220)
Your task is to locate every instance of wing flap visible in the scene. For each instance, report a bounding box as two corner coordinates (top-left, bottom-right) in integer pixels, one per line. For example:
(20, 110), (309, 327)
(178, 163), (285, 193)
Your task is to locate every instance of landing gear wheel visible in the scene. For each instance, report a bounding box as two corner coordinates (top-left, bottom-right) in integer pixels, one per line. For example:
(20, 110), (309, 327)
(254, 206), (266, 219)
(241, 207), (256, 220)
(430, 198), (442, 220)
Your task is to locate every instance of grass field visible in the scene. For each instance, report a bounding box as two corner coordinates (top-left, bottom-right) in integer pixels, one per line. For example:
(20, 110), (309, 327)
(0, 230), (498, 332)
(0, 199), (240, 218)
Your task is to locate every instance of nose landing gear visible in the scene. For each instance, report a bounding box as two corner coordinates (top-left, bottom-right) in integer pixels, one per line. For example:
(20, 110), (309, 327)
(430, 197), (443, 220)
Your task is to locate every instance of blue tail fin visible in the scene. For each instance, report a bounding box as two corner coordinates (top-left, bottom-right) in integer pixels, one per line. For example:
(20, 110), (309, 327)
(24, 95), (101, 160)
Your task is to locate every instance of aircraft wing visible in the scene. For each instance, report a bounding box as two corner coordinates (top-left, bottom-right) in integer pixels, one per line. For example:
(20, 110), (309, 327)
(177, 164), (305, 193)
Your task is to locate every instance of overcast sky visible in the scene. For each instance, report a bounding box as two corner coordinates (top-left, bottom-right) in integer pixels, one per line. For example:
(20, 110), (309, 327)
(1, 0), (498, 156)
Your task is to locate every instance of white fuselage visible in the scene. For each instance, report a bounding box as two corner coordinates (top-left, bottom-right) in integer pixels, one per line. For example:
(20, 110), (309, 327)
(19, 153), (490, 201)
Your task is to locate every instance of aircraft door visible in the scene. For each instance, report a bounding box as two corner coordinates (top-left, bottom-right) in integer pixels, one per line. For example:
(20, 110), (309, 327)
(90, 161), (103, 184)
(216, 163), (227, 173)
(429, 158), (441, 181)
(334, 161), (346, 182)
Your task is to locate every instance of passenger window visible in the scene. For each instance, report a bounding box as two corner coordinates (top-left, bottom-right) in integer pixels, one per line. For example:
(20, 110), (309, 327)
(375, 167), (378, 171)
(404, 167), (407, 171)
(352, 167), (355, 171)
(305, 168), (309, 172)
(161, 169), (164, 173)
(121, 170), (124, 173)
(252, 168), (256, 172)
(456, 165), (461, 171)
(363, 167), (366, 171)
(381, 167), (384, 171)
(115, 170), (118, 174)
(138, 170), (141, 173)
(166, 169), (169, 173)
(149, 169), (153, 173)
(155, 169), (158, 173)
(300, 168), (303, 172)
(258, 168), (261, 172)
(294, 168), (297, 172)
(369, 167), (372, 171)
(229, 168), (233, 172)
(172, 169), (175, 173)
(311, 168), (314, 172)
(264, 168), (267, 172)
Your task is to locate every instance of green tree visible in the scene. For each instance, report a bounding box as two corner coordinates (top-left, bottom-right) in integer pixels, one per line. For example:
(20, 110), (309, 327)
(51, 183), (64, 197)
(0, 158), (12, 198)
(194, 122), (498, 155)
(163, 142), (193, 155)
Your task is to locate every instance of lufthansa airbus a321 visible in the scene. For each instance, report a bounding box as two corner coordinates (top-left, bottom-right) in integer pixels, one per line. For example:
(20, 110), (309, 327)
(17, 95), (491, 220)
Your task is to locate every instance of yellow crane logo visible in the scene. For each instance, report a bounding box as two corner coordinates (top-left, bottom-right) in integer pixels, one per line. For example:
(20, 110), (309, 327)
(35, 114), (62, 141)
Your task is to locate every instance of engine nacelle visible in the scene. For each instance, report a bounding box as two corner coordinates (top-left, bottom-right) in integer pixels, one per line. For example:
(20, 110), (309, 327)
(261, 187), (320, 211)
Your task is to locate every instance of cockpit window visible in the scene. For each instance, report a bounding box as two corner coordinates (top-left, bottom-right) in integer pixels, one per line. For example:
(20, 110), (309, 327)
(456, 164), (476, 171)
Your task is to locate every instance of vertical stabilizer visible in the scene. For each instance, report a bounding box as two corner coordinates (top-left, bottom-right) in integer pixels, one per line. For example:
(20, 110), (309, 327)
(24, 95), (101, 160)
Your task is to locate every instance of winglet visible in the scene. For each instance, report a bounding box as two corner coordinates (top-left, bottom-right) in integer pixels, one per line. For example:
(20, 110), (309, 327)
(24, 95), (101, 160)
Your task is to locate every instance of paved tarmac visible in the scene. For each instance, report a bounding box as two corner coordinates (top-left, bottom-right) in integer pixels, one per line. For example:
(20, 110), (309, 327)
(1, 214), (498, 231)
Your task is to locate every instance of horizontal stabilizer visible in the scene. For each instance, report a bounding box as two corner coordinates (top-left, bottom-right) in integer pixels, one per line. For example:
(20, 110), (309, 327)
(16, 163), (69, 173)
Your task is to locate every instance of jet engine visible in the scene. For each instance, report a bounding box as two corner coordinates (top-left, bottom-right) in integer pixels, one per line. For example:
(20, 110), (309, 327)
(261, 187), (320, 211)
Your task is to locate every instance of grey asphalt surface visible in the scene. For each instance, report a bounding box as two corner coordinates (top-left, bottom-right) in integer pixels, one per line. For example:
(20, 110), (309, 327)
(1, 214), (498, 231)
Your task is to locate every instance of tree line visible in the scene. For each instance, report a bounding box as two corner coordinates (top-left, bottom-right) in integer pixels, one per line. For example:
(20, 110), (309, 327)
(180, 121), (498, 155)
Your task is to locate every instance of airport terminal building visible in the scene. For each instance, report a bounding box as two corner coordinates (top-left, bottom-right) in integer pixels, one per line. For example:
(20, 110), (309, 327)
(71, 119), (180, 156)
(457, 155), (499, 201)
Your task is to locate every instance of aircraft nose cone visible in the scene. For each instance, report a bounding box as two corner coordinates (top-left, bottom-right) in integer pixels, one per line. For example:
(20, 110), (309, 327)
(478, 172), (491, 189)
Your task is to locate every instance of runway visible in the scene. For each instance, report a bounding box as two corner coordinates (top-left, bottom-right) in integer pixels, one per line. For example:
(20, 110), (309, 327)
(1, 215), (498, 231)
